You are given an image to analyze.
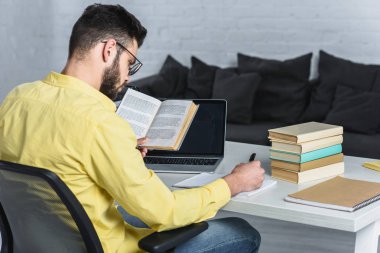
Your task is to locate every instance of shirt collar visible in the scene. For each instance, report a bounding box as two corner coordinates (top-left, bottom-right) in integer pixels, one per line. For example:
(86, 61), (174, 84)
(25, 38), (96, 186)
(43, 71), (116, 111)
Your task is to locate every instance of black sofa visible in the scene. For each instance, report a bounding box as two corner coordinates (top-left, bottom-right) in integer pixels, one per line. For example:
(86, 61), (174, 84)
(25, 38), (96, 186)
(117, 51), (380, 159)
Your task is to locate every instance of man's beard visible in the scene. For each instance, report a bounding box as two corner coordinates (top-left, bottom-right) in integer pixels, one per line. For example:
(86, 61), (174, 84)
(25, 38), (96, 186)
(100, 52), (122, 100)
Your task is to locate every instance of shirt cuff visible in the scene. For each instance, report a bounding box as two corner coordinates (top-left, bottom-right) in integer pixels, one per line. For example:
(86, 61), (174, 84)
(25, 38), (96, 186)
(202, 178), (231, 207)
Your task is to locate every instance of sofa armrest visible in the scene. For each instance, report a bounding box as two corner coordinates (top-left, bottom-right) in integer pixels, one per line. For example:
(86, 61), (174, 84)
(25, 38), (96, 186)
(138, 222), (208, 253)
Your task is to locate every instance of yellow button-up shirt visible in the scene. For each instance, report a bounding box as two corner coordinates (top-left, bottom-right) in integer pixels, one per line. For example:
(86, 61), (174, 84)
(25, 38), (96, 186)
(0, 72), (231, 253)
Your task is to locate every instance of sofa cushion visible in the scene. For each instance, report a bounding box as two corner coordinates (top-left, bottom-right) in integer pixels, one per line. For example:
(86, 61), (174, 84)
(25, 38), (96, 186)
(302, 50), (380, 122)
(226, 121), (288, 146)
(149, 55), (189, 98)
(238, 53), (312, 123)
(185, 56), (219, 99)
(370, 71), (380, 93)
(115, 75), (157, 101)
(343, 131), (380, 159)
(212, 68), (261, 124)
(324, 85), (380, 135)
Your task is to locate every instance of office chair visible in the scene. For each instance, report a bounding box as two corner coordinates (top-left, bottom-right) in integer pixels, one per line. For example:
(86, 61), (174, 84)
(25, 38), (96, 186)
(0, 161), (208, 253)
(0, 202), (11, 253)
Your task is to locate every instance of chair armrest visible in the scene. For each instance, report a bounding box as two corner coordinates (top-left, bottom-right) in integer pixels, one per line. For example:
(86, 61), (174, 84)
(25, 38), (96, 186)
(138, 222), (208, 253)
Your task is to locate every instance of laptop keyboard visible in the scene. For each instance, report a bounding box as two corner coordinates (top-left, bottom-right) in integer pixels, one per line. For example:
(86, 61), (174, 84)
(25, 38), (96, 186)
(144, 157), (219, 165)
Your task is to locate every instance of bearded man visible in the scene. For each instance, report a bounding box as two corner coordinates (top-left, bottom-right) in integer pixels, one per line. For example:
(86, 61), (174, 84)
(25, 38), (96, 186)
(0, 4), (264, 253)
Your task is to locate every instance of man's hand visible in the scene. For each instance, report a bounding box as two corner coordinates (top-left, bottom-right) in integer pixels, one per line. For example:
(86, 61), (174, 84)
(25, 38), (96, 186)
(223, 161), (265, 196)
(137, 137), (149, 158)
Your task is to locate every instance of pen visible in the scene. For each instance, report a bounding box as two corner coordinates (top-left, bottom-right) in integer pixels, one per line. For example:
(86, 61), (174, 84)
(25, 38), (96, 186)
(249, 153), (256, 162)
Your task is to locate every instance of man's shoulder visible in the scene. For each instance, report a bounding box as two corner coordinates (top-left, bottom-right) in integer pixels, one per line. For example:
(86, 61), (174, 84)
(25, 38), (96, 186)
(87, 108), (128, 128)
(5, 80), (43, 98)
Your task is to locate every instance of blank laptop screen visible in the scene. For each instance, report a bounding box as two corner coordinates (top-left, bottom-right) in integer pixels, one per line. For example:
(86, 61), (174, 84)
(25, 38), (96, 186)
(146, 100), (226, 157)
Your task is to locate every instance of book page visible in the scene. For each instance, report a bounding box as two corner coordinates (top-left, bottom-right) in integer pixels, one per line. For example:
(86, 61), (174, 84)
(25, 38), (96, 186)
(116, 89), (161, 139)
(173, 173), (229, 188)
(173, 173), (277, 198)
(234, 178), (277, 198)
(145, 100), (192, 148)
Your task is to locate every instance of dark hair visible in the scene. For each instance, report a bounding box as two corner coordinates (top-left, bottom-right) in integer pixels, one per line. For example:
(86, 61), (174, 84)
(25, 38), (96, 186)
(68, 4), (147, 59)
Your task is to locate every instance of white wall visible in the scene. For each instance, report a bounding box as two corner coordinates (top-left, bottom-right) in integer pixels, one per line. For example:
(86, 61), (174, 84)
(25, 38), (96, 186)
(130, 0), (380, 78)
(1, 0), (380, 101)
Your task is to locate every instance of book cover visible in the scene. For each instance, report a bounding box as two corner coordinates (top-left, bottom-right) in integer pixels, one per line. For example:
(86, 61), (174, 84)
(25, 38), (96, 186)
(270, 135), (343, 154)
(268, 122), (343, 143)
(116, 89), (199, 150)
(270, 144), (342, 163)
(271, 153), (344, 172)
(271, 162), (344, 184)
(285, 176), (380, 212)
(363, 160), (380, 172)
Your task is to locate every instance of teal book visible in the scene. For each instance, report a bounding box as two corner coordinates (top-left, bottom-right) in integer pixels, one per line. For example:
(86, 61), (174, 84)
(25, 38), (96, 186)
(270, 144), (342, 163)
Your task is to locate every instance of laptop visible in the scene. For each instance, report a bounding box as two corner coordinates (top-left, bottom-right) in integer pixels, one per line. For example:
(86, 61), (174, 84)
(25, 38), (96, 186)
(143, 99), (226, 173)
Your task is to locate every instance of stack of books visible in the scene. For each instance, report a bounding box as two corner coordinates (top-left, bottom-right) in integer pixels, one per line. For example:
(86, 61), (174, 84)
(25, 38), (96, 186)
(268, 122), (344, 184)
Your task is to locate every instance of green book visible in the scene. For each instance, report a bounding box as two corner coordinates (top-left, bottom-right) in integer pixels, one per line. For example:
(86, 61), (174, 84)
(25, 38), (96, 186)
(270, 144), (342, 163)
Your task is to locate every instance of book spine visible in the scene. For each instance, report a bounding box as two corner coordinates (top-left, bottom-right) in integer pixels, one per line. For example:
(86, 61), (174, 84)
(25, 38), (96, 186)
(300, 135), (343, 153)
(271, 153), (344, 172)
(300, 144), (342, 163)
(298, 162), (344, 183)
(297, 127), (343, 143)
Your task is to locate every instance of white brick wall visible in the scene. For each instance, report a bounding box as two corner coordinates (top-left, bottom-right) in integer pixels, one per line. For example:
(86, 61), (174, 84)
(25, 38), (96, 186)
(1, 0), (380, 101)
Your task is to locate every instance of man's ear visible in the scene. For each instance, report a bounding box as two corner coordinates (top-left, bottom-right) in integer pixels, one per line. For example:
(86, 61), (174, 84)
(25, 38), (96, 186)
(102, 39), (117, 64)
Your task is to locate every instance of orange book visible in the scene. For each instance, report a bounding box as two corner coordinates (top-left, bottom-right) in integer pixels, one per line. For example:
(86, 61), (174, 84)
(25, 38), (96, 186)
(271, 153), (344, 172)
(285, 176), (380, 212)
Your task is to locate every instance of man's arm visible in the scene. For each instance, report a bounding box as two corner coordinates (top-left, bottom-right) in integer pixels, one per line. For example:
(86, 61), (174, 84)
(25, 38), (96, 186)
(87, 114), (265, 231)
(136, 137), (149, 157)
(86, 115), (231, 231)
(223, 161), (265, 196)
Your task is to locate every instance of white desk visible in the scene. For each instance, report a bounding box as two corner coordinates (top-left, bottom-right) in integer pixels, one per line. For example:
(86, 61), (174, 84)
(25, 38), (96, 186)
(158, 141), (380, 253)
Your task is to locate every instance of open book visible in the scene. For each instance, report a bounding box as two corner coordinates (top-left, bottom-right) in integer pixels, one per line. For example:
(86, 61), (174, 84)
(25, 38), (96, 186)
(116, 89), (199, 150)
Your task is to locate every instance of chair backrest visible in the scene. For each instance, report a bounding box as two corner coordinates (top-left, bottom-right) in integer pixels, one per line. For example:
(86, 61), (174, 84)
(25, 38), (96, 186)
(0, 202), (12, 253)
(0, 161), (104, 253)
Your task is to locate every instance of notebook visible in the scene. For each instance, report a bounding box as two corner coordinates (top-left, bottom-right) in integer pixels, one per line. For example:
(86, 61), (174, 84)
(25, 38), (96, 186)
(173, 173), (277, 198)
(363, 160), (380, 172)
(144, 99), (227, 173)
(285, 176), (380, 212)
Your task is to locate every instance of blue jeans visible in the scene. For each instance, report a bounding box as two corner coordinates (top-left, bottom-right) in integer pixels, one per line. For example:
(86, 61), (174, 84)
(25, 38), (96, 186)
(118, 207), (261, 253)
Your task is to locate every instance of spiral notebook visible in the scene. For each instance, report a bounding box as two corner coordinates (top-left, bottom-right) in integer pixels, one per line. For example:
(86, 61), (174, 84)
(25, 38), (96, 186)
(285, 176), (380, 212)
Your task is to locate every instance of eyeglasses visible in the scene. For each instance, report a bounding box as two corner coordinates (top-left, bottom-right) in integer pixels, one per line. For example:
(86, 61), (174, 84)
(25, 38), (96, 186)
(101, 40), (143, 76)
